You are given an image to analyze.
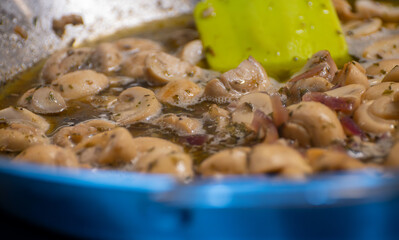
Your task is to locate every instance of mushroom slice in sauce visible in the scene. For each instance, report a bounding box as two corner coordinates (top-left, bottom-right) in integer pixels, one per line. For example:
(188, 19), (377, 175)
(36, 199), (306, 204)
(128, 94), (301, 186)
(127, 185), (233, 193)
(75, 127), (137, 166)
(52, 119), (117, 148)
(286, 76), (334, 104)
(40, 48), (94, 84)
(155, 114), (204, 135)
(249, 144), (312, 179)
(343, 18), (382, 38)
(15, 144), (79, 167)
(111, 87), (161, 125)
(382, 65), (399, 83)
(0, 107), (49, 132)
(282, 102), (346, 147)
(363, 82), (399, 100)
(220, 56), (270, 93)
(91, 42), (122, 73)
(306, 148), (367, 172)
(354, 100), (396, 134)
(363, 35), (399, 60)
(145, 52), (201, 86)
(356, 0), (399, 22)
(231, 92), (273, 127)
(366, 59), (399, 76)
(51, 70), (109, 100)
(156, 79), (202, 107)
(334, 61), (369, 88)
(131, 137), (193, 180)
(120, 50), (155, 79)
(179, 39), (204, 66)
(199, 147), (250, 176)
(133, 148), (193, 181)
(18, 87), (66, 114)
(0, 123), (49, 152)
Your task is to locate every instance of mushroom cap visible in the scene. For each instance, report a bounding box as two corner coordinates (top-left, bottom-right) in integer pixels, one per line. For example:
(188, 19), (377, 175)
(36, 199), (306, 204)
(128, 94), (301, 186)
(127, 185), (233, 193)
(199, 147), (250, 176)
(51, 70), (109, 100)
(15, 144), (79, 167)
(282, 101), (346, 147)
(111, 87), (161, 125)
(248, 144), (311, 178)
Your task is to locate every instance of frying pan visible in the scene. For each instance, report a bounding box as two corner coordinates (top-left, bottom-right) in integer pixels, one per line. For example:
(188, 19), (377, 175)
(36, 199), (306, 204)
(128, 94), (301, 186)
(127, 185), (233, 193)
(1, 1), (399, 239)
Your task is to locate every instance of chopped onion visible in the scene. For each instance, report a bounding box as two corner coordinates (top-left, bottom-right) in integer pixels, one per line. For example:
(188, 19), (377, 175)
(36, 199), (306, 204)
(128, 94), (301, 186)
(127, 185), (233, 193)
(251, 110), (279, 143)
(270, 94), (289, 127)
(340, 116), (365, 139)
(302, 92), (353, 113)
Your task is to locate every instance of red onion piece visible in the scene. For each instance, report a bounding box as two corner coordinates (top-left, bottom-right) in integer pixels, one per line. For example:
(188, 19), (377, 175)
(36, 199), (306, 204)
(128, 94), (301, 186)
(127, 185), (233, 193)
(340, 116), (365, 139)
(270, 94), (289, 127)
(182, 134), (208, 146)
(302, 92), (354, 113)
(251, 110), (279, 143)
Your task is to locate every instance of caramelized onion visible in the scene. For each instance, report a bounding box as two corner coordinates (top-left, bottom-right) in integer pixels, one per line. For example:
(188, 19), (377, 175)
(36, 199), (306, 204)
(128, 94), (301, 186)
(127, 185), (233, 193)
(251, 110), (278, 143)
(302, 92), (354, 113)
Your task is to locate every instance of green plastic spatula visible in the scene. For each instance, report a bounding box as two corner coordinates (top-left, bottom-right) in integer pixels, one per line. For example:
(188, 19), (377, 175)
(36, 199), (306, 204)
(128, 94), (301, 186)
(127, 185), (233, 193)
(194, 0), (351, 80)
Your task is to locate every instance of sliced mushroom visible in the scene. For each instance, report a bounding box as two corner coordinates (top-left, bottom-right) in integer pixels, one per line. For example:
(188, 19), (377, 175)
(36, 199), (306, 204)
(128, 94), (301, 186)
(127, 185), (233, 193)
(199, 147), (250, 176)
(220, 56), (270, 93)
(0, 107), (49, 132)
(343, 18), (382, 37)
(114, 38), (163, 53)
(290, 50), (338, 83)
(52, 119), (117, 148)
(91, 42), (122, 73)
(356, 0), (399, 22)
(249, 144), (312, 179)
(203, 78), (236, 103)
(363, 82), (399, 100)
(111, 87), (161, 125)
(354, 101), (396, 134)
(40, 48), (94, 83)
(286, 76), (334, 103)
(369, 96), (399, 120)
(130, 136), (193, 180)
(231, 92), (273, 127)
(363, 35), (399, 60)
(334, 61), (369, 88)
(332, 0), (358, 21)
(179, 39), (204, 65)
(133, 148), (193, 181)
(386, 142), (399, 168)
(0, 123), (49, 152)
(132, 137), (183, 154)
(74, 127), (137, 166)
(366, 59), (399, 76)
(282, 102), (346, 147)
(51, 70), (109, 100)
(156, 79), (202, 107)
(325, 83), (366, 111)
(306, 148), (366, 172)
(203, 104), (230, 130)
(155, 114), (204, 135)
(145, 52), (201, 86)
(382, 65), (399, 83)
(15, 144), (79, 167)
(18, 87), (66, 114)
(120, 50), (154, 79)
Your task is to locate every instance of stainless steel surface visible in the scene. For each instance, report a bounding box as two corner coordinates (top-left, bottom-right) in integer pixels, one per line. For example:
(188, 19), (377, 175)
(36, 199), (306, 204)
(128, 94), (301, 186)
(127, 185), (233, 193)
(0, 0), (197, 83)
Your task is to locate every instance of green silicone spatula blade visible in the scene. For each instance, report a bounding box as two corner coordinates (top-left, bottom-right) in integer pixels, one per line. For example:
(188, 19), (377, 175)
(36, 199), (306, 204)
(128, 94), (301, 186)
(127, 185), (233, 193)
(194, 0), (351, 80)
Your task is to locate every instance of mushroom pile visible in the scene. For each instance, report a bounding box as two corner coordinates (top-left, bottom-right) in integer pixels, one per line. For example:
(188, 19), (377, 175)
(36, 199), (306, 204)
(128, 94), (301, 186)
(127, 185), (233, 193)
(1, 0), (399, 181)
